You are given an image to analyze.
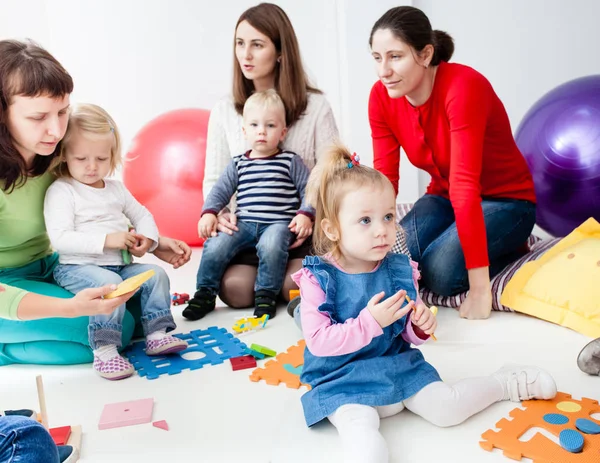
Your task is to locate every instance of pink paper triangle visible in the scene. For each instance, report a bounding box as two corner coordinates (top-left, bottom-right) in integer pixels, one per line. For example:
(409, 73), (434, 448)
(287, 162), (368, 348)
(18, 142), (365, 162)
(152, 420), (169, 431)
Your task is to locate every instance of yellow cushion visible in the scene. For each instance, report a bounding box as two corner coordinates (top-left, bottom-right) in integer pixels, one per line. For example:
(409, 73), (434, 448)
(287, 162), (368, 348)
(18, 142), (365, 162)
(501, 218), (600, 338)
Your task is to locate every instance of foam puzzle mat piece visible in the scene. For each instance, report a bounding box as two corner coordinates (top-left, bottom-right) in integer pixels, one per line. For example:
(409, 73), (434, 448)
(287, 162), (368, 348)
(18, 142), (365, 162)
(124, 326), (249, 380)
(480, 392), (600, 462)
(249, 340), (310, 390)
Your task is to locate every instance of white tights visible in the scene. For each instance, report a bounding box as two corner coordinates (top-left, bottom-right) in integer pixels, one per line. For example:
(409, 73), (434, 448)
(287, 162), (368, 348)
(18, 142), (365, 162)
(327, 377), (505, 463)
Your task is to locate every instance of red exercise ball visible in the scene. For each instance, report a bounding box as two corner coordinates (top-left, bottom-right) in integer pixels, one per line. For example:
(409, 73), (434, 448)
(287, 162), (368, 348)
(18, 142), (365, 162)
(123, 108), (209, 246)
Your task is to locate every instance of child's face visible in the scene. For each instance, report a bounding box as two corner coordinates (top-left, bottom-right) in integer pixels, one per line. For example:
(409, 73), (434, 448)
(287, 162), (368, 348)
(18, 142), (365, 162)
(63, 129), (113, 188)
(334, 182), (397, 269)
(243, 106), (287, 156)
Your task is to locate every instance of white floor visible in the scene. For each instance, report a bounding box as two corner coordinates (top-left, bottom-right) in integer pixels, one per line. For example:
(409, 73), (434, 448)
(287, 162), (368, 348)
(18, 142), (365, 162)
(1, 248), (598, 463)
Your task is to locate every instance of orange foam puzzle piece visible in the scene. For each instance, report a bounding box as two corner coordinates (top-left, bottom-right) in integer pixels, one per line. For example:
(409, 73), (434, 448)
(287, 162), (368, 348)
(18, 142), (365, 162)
(480, 392), (600, 462)
(249, 340), (310, 390)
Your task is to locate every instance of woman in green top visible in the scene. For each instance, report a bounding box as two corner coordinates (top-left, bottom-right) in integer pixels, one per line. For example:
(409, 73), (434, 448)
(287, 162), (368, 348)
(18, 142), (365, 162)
(0, 39), (191, 366)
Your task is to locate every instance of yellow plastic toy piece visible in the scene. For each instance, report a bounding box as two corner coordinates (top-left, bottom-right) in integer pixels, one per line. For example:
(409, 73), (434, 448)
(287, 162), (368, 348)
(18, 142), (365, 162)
(289, 289), (300, 300)
(231, 314), (269, 334)
(104, 269), (155, 299)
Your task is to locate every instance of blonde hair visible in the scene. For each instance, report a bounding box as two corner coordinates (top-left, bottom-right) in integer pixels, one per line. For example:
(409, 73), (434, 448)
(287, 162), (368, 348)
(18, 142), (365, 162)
(52, 103), (121, 177)
(243, 89), (286, 125)
(306, 144), (395, 257)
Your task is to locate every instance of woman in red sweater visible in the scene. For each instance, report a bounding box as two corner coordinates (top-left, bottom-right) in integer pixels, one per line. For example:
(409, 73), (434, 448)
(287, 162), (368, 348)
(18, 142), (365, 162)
(368, 6), (536, 319)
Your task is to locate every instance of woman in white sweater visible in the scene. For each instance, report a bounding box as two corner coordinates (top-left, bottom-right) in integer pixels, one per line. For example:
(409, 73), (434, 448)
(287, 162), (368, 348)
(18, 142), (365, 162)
(200, 3), (339, 310)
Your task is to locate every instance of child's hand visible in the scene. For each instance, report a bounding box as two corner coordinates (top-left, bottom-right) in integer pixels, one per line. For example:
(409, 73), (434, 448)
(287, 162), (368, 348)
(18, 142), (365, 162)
(198, 214), (218, 239)
(411, 302), (437, 335)
(129, 231), (153, 257)
(105, 231), (137, 250)
(367, 290), (414, 329)
(288, 215), (313, 240)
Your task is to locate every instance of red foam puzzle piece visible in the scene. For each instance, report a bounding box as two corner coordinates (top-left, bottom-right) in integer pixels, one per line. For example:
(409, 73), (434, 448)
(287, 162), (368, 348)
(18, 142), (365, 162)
(230, 355), (257, 371)
(49, 426), (71, 445)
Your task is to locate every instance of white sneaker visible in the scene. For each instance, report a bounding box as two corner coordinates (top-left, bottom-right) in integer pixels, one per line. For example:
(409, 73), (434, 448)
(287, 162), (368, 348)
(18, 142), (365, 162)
(493, 365), (557, 402)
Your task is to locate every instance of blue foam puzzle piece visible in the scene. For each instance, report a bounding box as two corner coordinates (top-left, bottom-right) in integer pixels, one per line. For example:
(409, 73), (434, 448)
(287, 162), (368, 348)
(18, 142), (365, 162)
(575, 418), (600, 434)
(559, 429), (584, 453)
(124, 326), (249, 380)
(543, 413), (569, 425)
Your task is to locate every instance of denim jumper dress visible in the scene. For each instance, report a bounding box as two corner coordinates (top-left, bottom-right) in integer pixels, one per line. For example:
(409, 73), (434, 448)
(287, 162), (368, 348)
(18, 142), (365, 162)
(300, 253), (441, 426)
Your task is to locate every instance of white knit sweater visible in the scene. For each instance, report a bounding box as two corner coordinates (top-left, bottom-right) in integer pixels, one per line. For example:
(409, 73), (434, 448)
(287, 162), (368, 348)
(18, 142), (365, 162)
(203, 92), (339, 200)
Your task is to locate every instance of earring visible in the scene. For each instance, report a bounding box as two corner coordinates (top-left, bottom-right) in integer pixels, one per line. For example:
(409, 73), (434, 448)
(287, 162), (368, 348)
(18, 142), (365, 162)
(277, 57), (281, 63)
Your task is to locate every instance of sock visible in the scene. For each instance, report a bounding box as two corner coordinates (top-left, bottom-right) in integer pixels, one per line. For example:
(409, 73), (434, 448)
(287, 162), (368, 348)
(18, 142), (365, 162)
(93, 344), (119, 362)
(147, 328), (168, 341)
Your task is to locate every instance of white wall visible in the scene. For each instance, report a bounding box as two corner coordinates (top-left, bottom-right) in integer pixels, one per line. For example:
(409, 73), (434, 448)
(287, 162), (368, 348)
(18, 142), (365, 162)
(415, 0), (600, 196)
(3, 0), (600, 204)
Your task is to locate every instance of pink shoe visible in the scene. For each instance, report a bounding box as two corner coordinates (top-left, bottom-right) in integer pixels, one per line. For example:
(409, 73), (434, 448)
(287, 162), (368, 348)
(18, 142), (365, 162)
(145, 335), (188, 356)
(93, 355), (135, 380)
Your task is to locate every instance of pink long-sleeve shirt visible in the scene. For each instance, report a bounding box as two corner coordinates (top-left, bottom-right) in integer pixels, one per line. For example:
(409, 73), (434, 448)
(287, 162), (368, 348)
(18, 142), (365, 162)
(291, 257), (429, 357)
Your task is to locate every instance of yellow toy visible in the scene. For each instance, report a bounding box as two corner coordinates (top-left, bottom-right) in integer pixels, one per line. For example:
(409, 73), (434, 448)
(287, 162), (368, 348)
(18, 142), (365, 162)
(104, 269), (155, 299)
(231, 314), (269, 334)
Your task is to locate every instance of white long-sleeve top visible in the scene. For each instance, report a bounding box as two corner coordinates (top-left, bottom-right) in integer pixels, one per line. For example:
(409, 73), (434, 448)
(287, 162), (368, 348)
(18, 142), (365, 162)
(203, 92), (339, 200)
(44, 177), (160, 265)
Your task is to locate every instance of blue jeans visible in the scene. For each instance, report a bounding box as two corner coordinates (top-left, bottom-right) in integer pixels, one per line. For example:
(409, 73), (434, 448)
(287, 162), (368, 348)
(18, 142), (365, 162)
(53, 263), (175, 350)
(0, 416), (59, 462)
(400, 195), (536, 296)
(196, 220), (293, 295)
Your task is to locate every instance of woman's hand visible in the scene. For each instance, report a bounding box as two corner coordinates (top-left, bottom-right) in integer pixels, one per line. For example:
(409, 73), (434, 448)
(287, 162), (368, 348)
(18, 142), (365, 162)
(152, 236), (192, 269)
(459, 267), (492, 319)
(68, 285), (136, 317)
(459, 289), (492, 319)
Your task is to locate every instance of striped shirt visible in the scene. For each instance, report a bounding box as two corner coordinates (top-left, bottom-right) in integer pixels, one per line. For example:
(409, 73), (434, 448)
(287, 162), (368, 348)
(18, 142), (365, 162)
(202, 150), (314, 224)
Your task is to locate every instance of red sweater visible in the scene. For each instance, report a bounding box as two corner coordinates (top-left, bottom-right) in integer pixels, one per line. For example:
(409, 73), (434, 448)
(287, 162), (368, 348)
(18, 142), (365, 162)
(369, 61), (535, 269)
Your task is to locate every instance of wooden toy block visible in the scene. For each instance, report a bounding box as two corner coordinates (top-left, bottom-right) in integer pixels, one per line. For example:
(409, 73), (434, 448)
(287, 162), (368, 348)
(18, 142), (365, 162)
(289, 289), (300, 300)
(480, 392), (600, 462)
(66, 425), (82, 454)
(249, 340), (310, 389)
(104, 269), (155, 299)
(98, 398), (154, 430)
(250, 343), (276, 357)
(49, 425), (71, 445)
(153, 420), (169, 431)
(230, 355), (257, 371)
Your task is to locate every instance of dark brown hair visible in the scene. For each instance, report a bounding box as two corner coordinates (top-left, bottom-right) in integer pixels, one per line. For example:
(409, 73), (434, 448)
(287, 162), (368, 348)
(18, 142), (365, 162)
(369, 6), (454, 66)
(0, 39), (73, 192)
(233, 3), (320, 126)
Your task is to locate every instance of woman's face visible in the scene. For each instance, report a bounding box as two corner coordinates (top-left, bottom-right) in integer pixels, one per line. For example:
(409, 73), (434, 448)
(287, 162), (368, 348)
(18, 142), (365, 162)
(6, 93), (70, 164)
(235, 20), (278, 90)
(371, 28), (429, 100)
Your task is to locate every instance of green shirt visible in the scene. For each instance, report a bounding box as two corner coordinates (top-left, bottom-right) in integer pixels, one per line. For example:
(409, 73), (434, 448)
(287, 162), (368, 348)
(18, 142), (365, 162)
(0, 172), (55, 319)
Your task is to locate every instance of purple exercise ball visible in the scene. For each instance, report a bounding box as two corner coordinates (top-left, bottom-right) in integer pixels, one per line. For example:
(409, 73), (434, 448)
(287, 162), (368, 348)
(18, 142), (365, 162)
(515, 75), (600, 237)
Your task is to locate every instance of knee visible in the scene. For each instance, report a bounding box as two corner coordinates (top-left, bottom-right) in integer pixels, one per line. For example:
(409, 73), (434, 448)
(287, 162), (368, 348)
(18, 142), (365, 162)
(332, 404), (380, 431)
(100, 272), (123, 287)
(219, 268), (254, 308)
(420, 250), (468, 297)
(1, 416), (58, 458)
(145, 266), (169, 288)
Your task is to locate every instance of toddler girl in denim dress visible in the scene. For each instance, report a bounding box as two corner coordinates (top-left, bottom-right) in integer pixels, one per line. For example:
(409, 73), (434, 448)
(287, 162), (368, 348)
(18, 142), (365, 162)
(44, 104), (188, 380)
(292, 145), (558, 462)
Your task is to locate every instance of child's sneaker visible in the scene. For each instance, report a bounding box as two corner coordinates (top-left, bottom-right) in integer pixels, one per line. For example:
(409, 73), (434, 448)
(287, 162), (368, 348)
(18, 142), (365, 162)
(93, 354), (135, 380)
(493, 365), (557, 402)
(287, 295), (301, 318)
(0, 409), (37, 419)
(146, 335), (188, 356)
(182, 288), (216, 321)
(254, 289), (278, 319)
(577, 337), (600, 375)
